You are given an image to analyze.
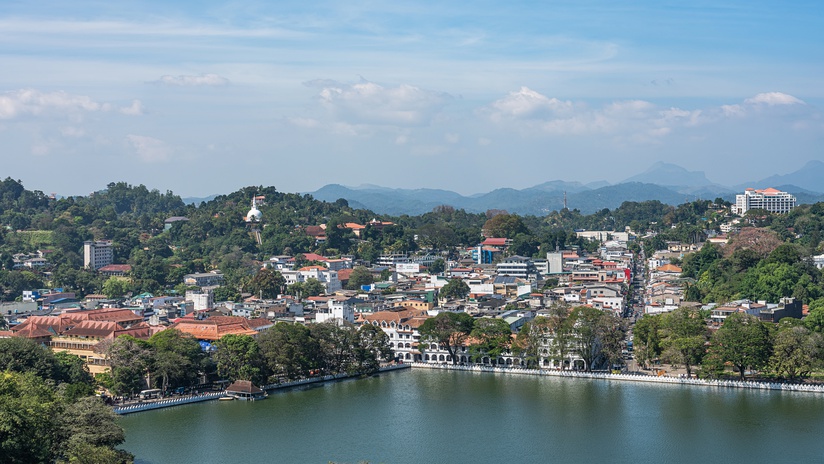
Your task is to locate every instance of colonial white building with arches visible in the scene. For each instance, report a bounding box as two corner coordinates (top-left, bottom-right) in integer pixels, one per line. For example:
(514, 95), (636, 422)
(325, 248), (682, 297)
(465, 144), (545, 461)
(359, 307), (587, 370)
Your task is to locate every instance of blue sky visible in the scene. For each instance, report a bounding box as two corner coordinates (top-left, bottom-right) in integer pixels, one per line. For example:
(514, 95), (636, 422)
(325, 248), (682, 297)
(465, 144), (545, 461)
(1, 0), (822, 197)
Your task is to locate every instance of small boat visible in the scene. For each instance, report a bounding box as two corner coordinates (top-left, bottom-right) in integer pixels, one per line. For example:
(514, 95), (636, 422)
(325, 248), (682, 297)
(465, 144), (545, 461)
(219, 396), (234, 401)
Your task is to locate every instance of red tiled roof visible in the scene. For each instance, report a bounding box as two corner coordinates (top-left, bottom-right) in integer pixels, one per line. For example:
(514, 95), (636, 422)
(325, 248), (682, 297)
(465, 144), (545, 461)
(337, 269), (354, 281)
(226, 380), (263, 394)
(169, 316), (258, 341)
(98, 264), (132, 273)
(482, 238), (508, 246)
(656, 264), (682, 273)
(756, 187), (782, 195)
(304, 226), (326, 237)
(299, 265), (326, 271)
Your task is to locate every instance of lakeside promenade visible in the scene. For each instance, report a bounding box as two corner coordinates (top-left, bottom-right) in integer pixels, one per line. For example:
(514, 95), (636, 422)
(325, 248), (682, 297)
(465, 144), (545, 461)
(114, 363), (411, 415)
(409, 362), (824, 394)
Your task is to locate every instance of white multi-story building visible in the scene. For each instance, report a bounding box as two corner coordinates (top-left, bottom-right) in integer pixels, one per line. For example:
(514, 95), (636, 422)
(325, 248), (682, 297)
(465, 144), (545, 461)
(546, 251), (564, 274)
(377, 254), (409, 267)
(733, 188), (796, 215)
(185, 289), (214, 312)
(361, 308), (430, 362)
(496, 256), (536, 280)
(282, 266), (341, 293)
(84, 240), (113, 270)
(315, 297), (356, 324)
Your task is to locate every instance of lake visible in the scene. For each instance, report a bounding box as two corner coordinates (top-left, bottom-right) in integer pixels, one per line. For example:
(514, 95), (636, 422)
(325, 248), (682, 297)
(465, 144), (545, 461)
(120, 369), (824, 463)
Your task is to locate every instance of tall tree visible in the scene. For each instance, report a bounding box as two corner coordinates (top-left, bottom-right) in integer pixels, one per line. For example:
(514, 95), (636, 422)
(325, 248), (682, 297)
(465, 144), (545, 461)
(347, 266), (374, 290)
(660, 307), (709, 378)
(148, 329), (205, 392)
(707, 313), (772, 380)
(213, 334), (267, 384)
(101, 336), (153, 396)
(0, 337), (60, 380)
(439, 278), (470, 301)
(0, 371), (63, 464)
(258, 322), (320, 380)
(353, 324), (392, 374)
(569, 306), (625, 371)
(419, 312), (475, 365)
(57, 396), (131, 463)
(469, 317), (513, 363)
(770, 322), (824, 381)
(246, 268), (286, 299)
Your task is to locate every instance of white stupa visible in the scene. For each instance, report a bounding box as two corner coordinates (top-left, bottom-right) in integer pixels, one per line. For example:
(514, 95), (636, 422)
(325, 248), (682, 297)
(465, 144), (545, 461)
(246, 196), (262, 223)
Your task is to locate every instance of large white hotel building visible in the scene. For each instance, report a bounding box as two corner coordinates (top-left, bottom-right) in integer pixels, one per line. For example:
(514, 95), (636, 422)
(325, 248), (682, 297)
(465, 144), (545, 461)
(733, 188), (796, 215)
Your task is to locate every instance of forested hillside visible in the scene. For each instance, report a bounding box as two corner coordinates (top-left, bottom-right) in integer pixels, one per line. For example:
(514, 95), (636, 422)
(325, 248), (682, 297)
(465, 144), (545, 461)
(1, 177), (822, 307)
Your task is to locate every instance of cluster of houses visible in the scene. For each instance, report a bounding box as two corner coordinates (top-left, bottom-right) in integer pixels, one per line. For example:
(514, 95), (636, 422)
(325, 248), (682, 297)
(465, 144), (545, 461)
(1, 229), (643, 375)
(643, 240), (808, 326)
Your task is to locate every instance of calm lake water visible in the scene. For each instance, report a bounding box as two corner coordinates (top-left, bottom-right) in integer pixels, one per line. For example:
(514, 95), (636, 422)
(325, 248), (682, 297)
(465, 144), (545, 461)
(120, 369), (824, 463)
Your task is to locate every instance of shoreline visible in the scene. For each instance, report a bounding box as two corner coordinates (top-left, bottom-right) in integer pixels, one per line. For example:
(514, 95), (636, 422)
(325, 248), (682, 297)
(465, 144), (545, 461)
(409, 362), (824, 394)
(115, 360), (823, 416)
(114, 364), (411, 415)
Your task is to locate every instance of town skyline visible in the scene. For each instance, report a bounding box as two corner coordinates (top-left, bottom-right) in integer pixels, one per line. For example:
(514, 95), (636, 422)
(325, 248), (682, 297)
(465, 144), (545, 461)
(2, 1), (822, 197)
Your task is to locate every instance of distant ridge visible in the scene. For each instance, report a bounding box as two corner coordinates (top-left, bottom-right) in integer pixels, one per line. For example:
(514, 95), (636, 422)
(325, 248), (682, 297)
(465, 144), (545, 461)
(307, 161), (824, 216)
(743, 160), (824, 194)
(622, 161), (713, 186)
(310, 182), (700, 215)
(182, 194), (219, 205)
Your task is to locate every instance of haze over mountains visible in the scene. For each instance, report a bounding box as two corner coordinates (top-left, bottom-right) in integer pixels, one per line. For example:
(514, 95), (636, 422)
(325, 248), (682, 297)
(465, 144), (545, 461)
(302, 161), (824, 216)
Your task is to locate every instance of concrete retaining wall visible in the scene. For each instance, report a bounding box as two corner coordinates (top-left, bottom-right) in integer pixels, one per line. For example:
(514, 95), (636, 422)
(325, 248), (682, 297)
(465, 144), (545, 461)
(409, 363), (824, 394)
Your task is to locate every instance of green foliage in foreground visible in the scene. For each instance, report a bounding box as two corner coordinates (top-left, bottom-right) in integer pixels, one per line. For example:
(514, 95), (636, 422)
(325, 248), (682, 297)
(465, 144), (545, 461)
(0, 338), (132, 464)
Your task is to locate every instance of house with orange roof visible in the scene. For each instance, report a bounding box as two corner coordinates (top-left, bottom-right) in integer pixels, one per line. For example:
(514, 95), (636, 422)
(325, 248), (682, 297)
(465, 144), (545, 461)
(50, 321), (155, 374)
(98, 264), (132, 277)
(655, 264), (682, 274)
(342, 222), (367, 237)
(169, 316), (260, 341)
(10, 309), (155, 374)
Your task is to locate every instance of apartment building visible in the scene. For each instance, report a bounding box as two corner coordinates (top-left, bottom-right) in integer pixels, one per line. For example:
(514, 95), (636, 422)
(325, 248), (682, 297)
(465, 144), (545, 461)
(733, 188), (796, 215)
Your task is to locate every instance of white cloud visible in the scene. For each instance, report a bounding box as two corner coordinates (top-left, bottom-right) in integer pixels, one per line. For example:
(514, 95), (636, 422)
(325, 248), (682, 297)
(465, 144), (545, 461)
(745, 92), (804, 106)
(120, 100), (145, 115)
(484, 88), (816, 142)
(308, 79), (450, 127)
(487, 87), (574, 121)
(127, 134), (171, 163)
(153, 74), (230, 86)
(721, 92), (806, 118)
(0, 89), (108, 119)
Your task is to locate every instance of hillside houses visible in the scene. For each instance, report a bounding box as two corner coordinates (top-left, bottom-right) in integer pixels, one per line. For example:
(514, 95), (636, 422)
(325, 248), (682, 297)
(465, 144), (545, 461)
(3, 237), (640, 376)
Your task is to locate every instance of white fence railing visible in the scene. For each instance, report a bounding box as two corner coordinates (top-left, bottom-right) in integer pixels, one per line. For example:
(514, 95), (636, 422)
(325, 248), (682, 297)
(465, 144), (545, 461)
(114, 391), (225, 415)
(409, 362), (824, 394)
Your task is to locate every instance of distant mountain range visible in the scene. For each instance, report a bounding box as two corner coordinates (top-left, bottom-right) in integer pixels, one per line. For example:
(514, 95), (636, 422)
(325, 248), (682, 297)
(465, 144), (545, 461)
(184, 161), (824, 215)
